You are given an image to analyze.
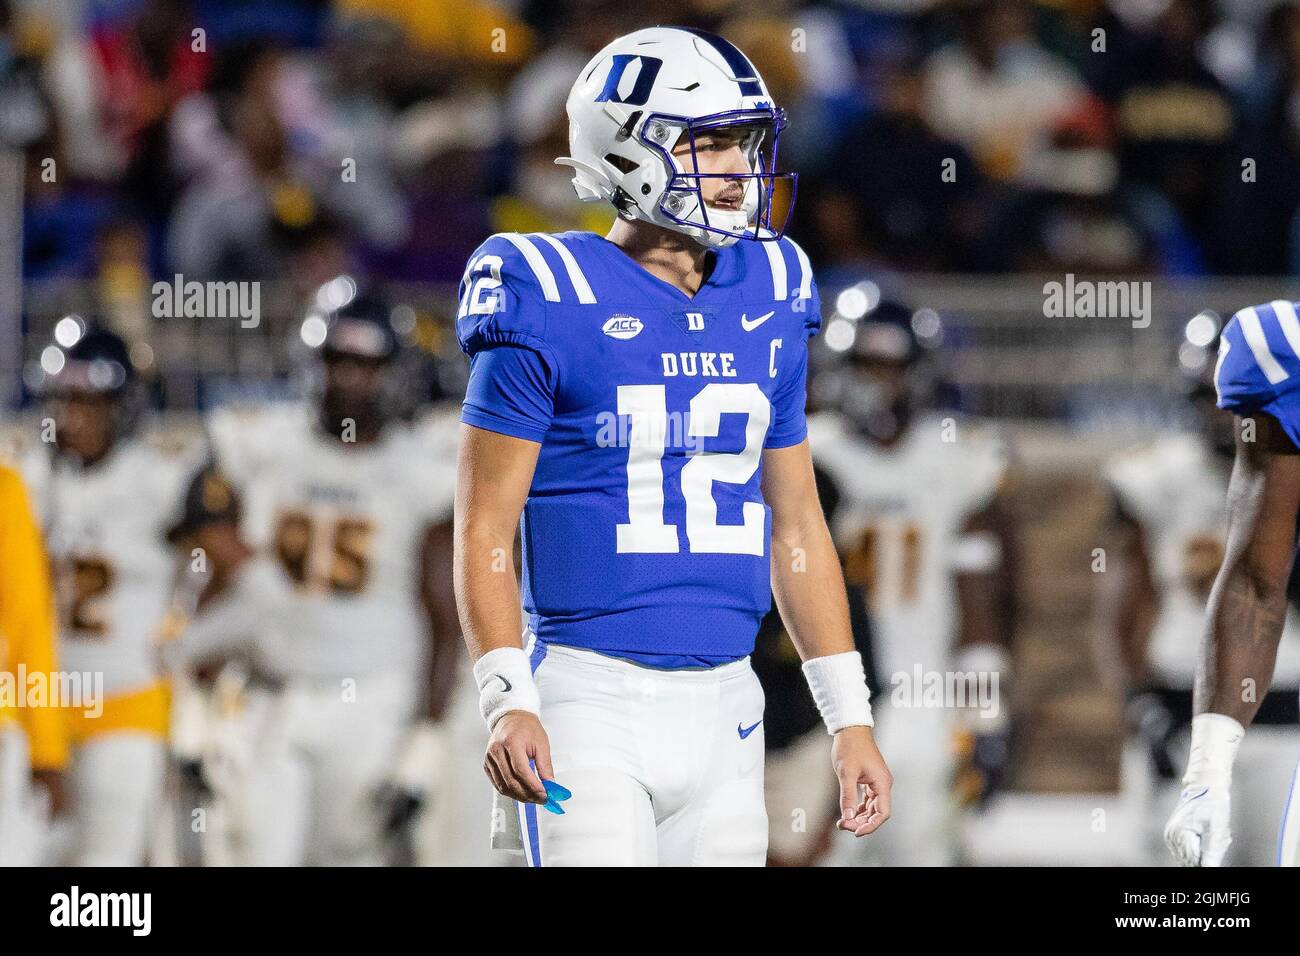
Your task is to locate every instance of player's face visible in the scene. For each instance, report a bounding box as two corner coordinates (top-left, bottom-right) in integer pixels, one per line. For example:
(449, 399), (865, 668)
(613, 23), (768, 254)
(51, 393), (114, 463)
(843, 358), (916, 445)
(671, 129), (751, 212)
(321, 353), (387, 438)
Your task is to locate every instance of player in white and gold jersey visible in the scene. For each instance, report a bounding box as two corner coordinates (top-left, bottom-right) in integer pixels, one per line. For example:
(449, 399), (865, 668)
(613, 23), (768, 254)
(1102, 331), (1300, 865)
(177, 287), (462, 866)
(809, 301), (1016, 866)
(20, 326), (196, 865)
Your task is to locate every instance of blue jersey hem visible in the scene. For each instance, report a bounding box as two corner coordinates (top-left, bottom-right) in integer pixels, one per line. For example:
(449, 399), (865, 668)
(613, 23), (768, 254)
(461, 405), (549, 444)
(527, 605), (762, 665)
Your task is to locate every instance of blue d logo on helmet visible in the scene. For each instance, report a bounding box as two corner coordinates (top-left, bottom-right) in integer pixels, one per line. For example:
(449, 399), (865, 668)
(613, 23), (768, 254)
(558, 26), (796, 249)
(595, 55), (664, 106)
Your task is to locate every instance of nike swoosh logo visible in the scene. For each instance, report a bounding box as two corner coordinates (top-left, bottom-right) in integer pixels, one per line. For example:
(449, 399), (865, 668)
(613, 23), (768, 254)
(738, 720), (763, 739)
(741, 310), (775, 332)
(495, 674), (512, 692)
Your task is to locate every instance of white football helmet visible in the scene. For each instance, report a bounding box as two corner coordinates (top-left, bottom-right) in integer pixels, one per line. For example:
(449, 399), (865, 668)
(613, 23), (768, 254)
(557, 26), (795, 248)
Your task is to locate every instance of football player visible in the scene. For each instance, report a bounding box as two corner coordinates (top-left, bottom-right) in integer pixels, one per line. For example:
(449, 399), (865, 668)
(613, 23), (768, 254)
(455, 26), (891, 867)
(1103, 325), (1300, 865)
(178, 286), (461, 866)
(0, 462), (68, 866)
(1165, 300), (1300, 867)
(21, 325), (197, 865)
(809, 301), (1016, 866)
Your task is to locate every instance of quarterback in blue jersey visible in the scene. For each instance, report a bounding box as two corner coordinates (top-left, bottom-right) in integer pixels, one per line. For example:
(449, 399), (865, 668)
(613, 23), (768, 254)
(453, 26), (892, 866)
(1165, 301), (1300, 866)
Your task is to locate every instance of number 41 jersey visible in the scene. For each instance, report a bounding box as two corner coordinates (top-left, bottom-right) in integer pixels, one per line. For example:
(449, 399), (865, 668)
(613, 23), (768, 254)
(458, 230), (821, 665)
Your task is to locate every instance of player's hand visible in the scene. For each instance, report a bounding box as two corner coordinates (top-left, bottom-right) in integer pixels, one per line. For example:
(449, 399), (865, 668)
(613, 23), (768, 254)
(379, 719), (452, 833)
(31, 768), (69, 817)
(1164, 781), (1232, 866)
(484, 710), (553, 805)
(832, 725), (892, 837)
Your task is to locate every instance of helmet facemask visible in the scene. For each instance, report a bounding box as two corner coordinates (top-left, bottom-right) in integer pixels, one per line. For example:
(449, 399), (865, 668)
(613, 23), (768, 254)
(640, 109), (794, 248)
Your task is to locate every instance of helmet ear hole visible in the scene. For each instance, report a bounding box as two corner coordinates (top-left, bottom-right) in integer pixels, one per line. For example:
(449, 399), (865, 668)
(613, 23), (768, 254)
(604, 153), (639, 175)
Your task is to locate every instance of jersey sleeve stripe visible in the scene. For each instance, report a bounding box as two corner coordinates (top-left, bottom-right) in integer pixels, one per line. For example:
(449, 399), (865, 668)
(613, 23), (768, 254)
(532, 233), (597, 304)
(787, 238), (813, 303)
(1270, 300), (1300, 363)
(499, 232), (561, 303)
(762, 239), (788, 301)
(1238, 306), (1291, 385)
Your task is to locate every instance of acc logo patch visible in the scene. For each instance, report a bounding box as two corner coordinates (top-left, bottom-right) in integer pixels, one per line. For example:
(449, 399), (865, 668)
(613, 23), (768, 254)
(602, 315), (643, 340)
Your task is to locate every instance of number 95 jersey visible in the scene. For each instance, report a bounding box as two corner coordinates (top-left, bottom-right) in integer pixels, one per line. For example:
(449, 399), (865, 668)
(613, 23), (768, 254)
(458, 230), (820, 663)
(207, 403), (458, 680)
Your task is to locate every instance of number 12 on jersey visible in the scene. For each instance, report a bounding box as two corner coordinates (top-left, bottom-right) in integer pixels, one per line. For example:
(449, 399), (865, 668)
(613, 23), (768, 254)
(615, 382), (770, 556)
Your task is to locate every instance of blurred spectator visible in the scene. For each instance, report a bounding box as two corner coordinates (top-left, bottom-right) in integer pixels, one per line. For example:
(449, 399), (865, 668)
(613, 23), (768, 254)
(988, 99), (1169, 274)
(22, 1), (119, 181)
(1091, 0), (1234, 251)
(494, 0), (624, 237)
(1214, 2), (1300, 275)
(95, 219), (153, 345)
(809, 46), (988, 275)
(0, 0), (51, 150)
(922, 0), (1087, 182)
(167, 40), (408, 280)
(90, 0), (210, 218)
(336, 0), (536, 72)
(376, 90), (501, 282)
(22, 133), (113, 280)
(14, 0), (1300, 300)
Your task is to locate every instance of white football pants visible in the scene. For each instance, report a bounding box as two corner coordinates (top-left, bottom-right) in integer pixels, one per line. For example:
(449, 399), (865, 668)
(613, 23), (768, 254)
(1279, 749), (1300, 867)
(67, 733), (166, 866)
(520, 640), (768, 867)
(229, 670), (417, 866)
(0, 726), (45, 866)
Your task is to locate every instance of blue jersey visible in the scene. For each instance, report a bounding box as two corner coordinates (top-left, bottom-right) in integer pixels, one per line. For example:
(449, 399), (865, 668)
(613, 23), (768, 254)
(1216, 299), (1300, 448)
(457, 230), (821, 668)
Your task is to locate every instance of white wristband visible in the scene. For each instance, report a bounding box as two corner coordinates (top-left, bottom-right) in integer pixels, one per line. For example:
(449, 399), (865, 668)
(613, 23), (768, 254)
(1183, 713), (1245, 786)
(802, 651), (874, 734)
(473, 646), (541, 731)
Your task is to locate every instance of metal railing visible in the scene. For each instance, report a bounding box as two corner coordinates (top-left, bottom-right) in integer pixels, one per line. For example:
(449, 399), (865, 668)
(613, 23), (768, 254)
(11, 275), (1300, 421)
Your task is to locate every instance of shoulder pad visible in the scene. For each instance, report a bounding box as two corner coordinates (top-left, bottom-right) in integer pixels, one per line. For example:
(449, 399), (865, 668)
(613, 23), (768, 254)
(1216, 301), (1300, 416)
(206, 402), (307, 486)
(756, 235), (820, 338)
(457, 232), (598, 356)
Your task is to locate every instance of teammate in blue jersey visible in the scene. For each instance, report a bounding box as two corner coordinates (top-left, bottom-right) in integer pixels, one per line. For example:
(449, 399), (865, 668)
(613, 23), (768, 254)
(1165, 300), (1300, 866)
(453, 26), (892, 866)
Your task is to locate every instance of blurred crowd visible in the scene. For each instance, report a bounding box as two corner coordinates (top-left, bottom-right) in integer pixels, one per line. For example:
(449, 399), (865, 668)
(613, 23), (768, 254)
(8, 0), (1300, 305)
